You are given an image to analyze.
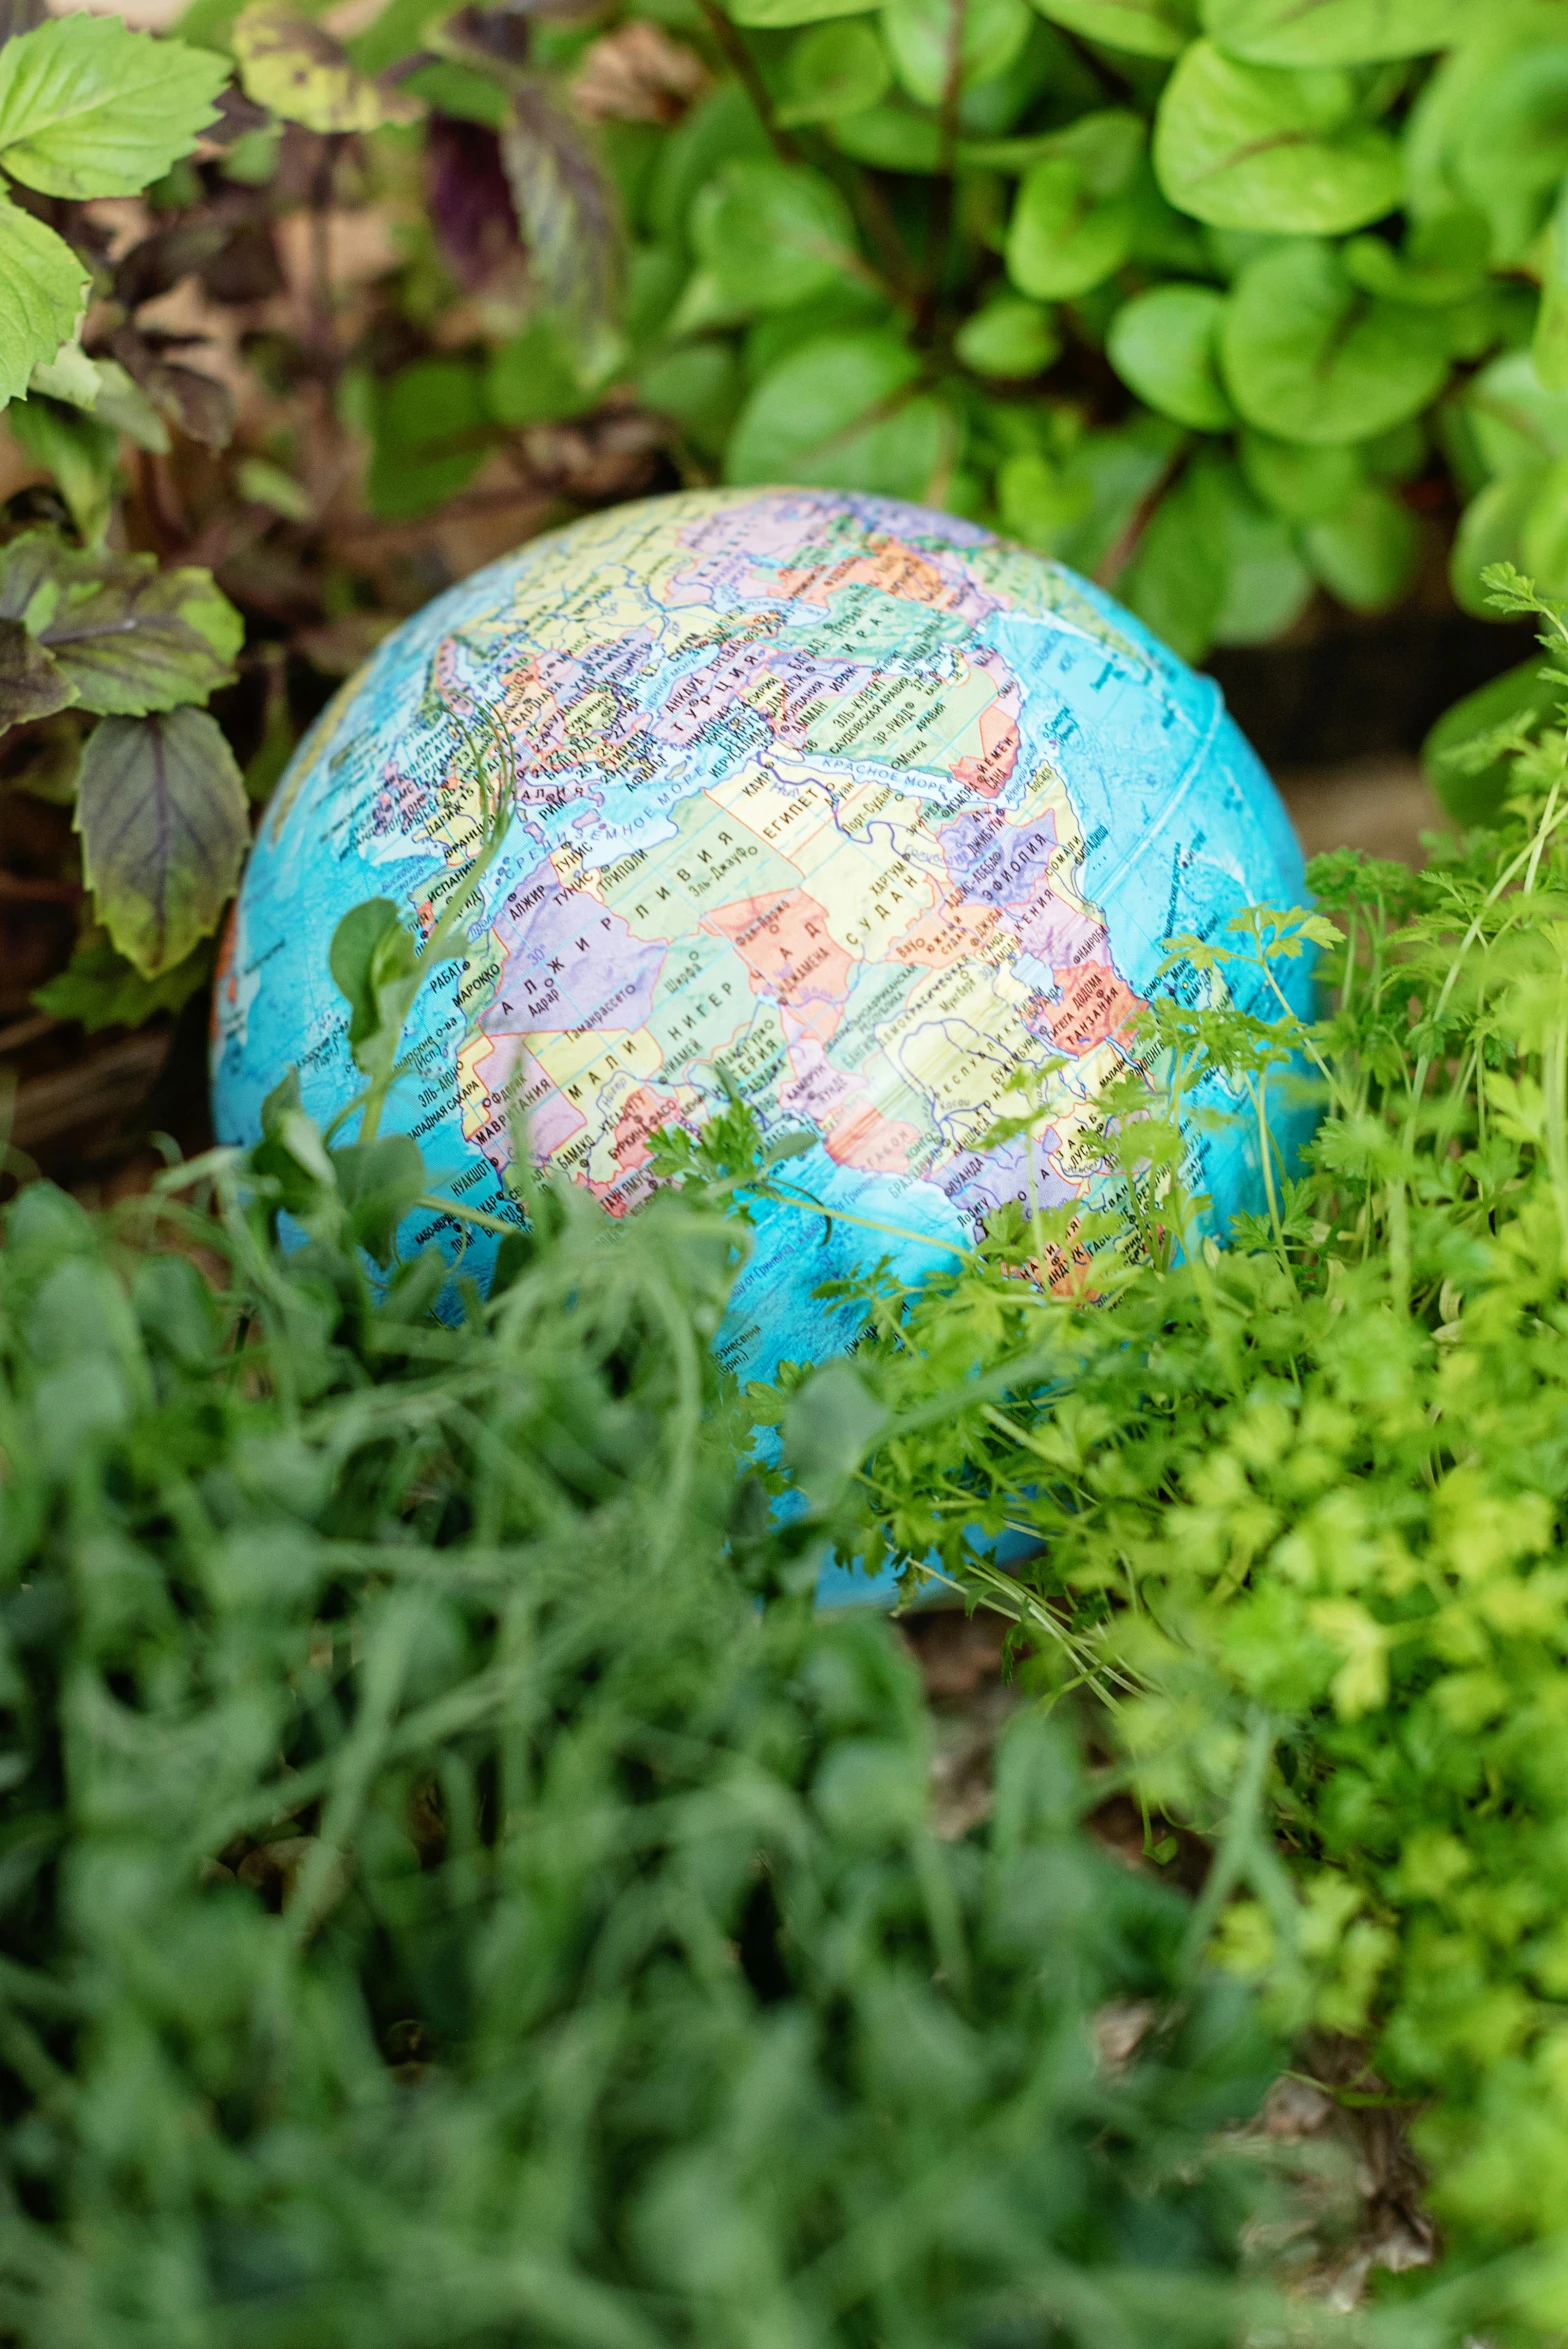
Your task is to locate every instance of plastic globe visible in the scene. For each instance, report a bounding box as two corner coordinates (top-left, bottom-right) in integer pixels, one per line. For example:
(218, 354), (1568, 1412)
(213, 487), (1311, 1382)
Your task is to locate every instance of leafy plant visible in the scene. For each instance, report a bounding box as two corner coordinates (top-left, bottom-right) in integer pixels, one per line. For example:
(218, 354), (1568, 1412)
(6, 0), (1568, 1058)
(765, 570), (1568, 2331)
(0, 981), (1291, 2345)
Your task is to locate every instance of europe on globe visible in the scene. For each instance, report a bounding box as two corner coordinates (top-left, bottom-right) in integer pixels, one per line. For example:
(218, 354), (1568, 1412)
(212, 486), (1310, 1381)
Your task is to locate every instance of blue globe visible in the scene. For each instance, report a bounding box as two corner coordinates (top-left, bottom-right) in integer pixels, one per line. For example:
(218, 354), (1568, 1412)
(213, 487), (1310, 1384)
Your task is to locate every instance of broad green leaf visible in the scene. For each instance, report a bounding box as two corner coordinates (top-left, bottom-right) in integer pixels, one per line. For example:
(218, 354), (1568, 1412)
(1001, 415), (1179, 569)
(638, 343), (741, 461)
(1119, 454), (1308, 657)
(1106, 284), (1232, 429)
(1120, 461), (1229, 660)
(1342, 208), (1490, 308)
(27, 338), (97, 409)
(997, 448), (1092, 550)
(1462, 348), (1568, 481)
(0, 196), (86, 408)
(784, 1360), (887, 1506)
(1238, 429), (1359, 519)
(367, 359), (488, 523)
(486, 317), (593, 429)
(0, 17), (225, 200)
(329, 898), (421, 1071)
(1422, 656), (1559, 827)
(1220, 240), (1451, 444)
(1005, 122), (1144, 301)
(32, 931), (212, 1033)
(831, 100), (943, 169)
(693, 160), (859, 315)
(778, 20), (890, 123)
(1007, 158), (1136, 297)
(1028, 0), (1195, 60)
(955, 294), (1060, 378)
(0, 536), (244, 715)
(330, 1134), (427, 1270)
(1202, 0), (1475, 66)
(1404, 7), (1568, 265)
(1154, 42), (1400, 232)
(728, 0), (874, 27)
(725, 329), (945, 499)
(1210, 473), (1313, 643)
(6, 396), (116, 546)
(1535, 178), (1568, 392)
(0, 617), (72, 729)
(235, 456), (311, 521)
(1450, 465), (1542, 617)
(1300, 482), (1417, 610)
(882, 0), (1031, 107)
(1519, 452), (1568, 599)
(232, 3), (421, 133)
(75, 707), (248, 977)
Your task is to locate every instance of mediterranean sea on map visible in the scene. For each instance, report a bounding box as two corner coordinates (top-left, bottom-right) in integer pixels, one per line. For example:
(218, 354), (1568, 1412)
(213, 486), (1313, 1423)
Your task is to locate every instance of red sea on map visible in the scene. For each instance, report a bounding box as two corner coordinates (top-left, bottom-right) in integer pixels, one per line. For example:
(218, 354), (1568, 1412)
(213, 486), (1311, 1399)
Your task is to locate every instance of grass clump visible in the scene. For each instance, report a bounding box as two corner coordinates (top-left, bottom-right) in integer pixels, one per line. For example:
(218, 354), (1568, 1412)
(0, 1111), (1285, 2346)
(794, 573), (1568, 2331)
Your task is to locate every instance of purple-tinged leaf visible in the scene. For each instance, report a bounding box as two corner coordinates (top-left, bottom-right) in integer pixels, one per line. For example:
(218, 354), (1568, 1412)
(76, 706), (248, 976)
(426, 113), (519, 289)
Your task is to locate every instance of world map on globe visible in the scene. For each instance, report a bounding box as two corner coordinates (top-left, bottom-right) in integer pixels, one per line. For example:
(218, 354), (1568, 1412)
(213, 486), (1310, 1385)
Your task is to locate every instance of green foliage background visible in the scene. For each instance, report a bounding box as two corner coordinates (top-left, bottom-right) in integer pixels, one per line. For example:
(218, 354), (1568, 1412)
(761, 574), (1568, 2334)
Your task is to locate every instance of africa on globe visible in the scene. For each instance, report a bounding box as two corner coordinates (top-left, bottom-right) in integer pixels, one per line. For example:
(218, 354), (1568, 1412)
(213, 487), (1309, 1380)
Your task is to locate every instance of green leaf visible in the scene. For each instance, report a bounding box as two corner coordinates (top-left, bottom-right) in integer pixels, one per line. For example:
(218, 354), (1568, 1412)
(1461, 348), (1568, 482)
(1421, 656), (1559, 828)
(637, 343), (741, 460)
(1518, 452), (1568, 600)
(1107, 284), (1232, 430)
(0, 539), (243, 717)
(1201, 0), (1475, 66)
(232, 2), (421, 133)
(1449, 465), (1542, 618)
(0, 17), (226, 200)
(725, 328), (945, 499)
(692, 159), (859, 316)
(235, 456), (311, 521)
(881, 0), (1031, 107)
(830, 99), (943, 170)
(1005, 118), (1144, 299)
(1300, 481), (1417, 610)
(728, 0), (875, 27)
(1403, 10), (1568, 268)
(1118, 453), (1306, 660)
(1153, 41), (1400, 233)
(485, 316), (594, 429)
(1220, 240), (1451, 445)
(329, 1134), (428, 1270)
(329, 896), (421, 1073)
(89, 360), (172, 455)
(6, 395), (116, 546)
(1342, 208), (1490, 308)
(955, 294), (1060, 378)
(0, 617), (72, 729)
(1028, 0), (1195, 61)
(0, 196), (87, 407)
(32, 930), (212, 1033)
(1238, 429), (1360, 520)
(27, 338), (98, 408)
(1534, 177), (1568, 393)
(784, 1359), (887, 1507)
(778, 19), (890, 123)
(75, 707), (248, 977)
(367, 359), (488, 523)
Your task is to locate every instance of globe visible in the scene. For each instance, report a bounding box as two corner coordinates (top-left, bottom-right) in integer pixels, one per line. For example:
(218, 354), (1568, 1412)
(213, 486), (1310, 1387)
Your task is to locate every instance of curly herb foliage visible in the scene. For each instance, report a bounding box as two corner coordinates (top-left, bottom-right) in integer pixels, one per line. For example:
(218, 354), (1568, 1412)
(765, 570), (1568, 2329)
(0, 1099), (1292, 2347)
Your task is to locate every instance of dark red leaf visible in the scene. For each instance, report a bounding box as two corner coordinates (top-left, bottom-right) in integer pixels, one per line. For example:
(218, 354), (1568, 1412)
(426, 114), (520, 291)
